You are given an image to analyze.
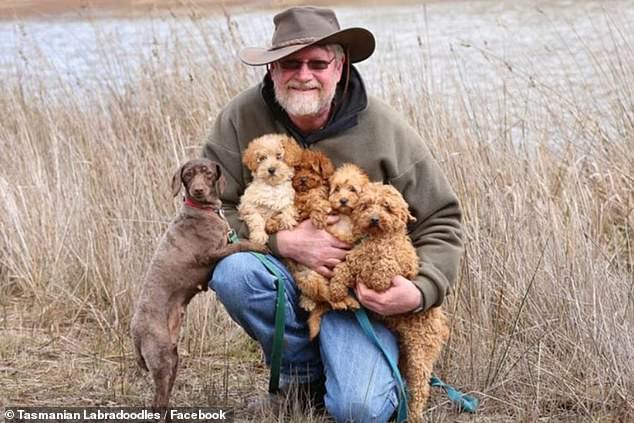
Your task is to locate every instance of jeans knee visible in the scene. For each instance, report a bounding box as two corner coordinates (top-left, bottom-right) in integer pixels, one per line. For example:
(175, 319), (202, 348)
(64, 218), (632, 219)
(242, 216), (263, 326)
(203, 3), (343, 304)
(325, 390), (397, 423)
(325, 396), (396, 423)
(209, 252), (254, 307)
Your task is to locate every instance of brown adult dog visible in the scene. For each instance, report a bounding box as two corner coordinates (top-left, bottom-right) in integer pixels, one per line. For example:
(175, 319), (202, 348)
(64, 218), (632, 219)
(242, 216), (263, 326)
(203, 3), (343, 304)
(330, 183), (449, 421)
(131, 158), (265, 412)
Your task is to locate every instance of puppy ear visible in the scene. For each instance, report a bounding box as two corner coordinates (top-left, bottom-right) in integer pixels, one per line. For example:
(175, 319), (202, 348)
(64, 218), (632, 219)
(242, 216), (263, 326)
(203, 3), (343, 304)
(214, 162), (226, 194)
(242, 142), (258, 172)
(386, 185), (416, 223)
(171, 164), (184, 197)
(281, 136), (303, 166)
(319, 155), (335, 179)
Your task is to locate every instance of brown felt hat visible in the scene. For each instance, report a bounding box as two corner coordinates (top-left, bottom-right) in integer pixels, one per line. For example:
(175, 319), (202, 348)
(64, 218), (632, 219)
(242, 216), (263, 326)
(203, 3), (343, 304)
(239, 6), (375, 66)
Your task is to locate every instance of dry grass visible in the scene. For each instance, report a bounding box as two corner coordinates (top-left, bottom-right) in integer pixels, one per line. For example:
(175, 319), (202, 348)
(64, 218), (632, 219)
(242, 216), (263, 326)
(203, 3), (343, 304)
(1, 6), (633, 422)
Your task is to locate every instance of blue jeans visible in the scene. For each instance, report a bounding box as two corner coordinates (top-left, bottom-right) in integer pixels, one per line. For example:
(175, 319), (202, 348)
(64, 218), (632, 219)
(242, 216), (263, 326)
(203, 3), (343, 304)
(210, 252), (399, 422)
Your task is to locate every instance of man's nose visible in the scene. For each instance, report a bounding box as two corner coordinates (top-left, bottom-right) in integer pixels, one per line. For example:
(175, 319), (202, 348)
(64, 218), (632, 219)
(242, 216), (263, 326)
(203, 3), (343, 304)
(295, 64), (313, 81)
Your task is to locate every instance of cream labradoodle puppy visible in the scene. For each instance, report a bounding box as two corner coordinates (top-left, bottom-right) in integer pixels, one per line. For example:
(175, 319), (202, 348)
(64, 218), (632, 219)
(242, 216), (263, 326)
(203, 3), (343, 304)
(238, 134), (303, 244)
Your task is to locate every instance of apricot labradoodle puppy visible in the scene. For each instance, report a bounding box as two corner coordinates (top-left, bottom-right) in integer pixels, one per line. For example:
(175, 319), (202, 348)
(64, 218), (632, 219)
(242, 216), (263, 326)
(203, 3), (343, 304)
(330, 182), (450, 421)
(287, 154), (361, 339)
(238, 134), (303, 244)
(304, 163), (370, 338)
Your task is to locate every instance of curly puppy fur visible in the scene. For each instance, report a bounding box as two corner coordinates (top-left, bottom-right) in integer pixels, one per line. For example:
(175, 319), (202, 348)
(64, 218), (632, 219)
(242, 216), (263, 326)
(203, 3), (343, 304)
(292, 148), (334, 229)
(288, 158), (365, 339)
(130, 158), (266, 411)
(330, 182), (450, 421)
(238, 134), (303, 244)
(305, 163), (370, 338)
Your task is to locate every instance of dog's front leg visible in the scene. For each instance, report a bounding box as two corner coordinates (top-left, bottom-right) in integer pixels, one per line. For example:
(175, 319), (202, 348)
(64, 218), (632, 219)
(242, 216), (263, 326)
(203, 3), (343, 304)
(308, 195), (331, 229)
(195, 241), (269, 267)
(241, 207), (268, 244)
(359, 256), (401, 293)
(274, 206), (299, 231)
(329, 261), (354, 303)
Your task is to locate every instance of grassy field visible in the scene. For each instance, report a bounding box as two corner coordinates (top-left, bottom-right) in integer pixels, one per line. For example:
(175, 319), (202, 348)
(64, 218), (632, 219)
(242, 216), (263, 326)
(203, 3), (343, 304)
(1, 5), (633, 422)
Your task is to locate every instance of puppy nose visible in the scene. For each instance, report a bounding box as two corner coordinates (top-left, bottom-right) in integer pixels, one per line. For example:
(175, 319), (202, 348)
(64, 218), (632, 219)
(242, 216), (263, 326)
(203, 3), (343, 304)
(193, 188), (204, 196)
(370, 217), (380, 226)
(339, 198), (348, 206)
(300, 176), (308, 183)
(268, 167), (276, 175)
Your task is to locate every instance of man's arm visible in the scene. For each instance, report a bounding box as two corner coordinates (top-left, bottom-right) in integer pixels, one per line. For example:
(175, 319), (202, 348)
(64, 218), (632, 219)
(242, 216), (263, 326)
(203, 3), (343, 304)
(391, 154), (464, 313)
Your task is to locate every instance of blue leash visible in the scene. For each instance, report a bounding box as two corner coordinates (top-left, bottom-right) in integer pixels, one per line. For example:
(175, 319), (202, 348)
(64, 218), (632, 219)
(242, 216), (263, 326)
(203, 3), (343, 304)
(354, 307), (479, 421)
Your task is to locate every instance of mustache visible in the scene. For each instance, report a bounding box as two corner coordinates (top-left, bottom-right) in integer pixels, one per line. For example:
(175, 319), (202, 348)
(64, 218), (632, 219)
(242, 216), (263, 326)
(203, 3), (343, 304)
(286, 81), (322, 90)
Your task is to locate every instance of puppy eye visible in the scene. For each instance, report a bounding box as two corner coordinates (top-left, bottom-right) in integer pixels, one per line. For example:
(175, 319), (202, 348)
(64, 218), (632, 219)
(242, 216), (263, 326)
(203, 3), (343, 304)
(257, 155), (265, 163)
(349, 186), (357, 193)
(276, 153), (283, 160)
(333, 186), (340, 193)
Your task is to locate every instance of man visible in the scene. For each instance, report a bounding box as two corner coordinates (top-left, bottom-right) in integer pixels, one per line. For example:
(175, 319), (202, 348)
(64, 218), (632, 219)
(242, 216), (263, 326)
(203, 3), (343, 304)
(203, 6), (463, 422)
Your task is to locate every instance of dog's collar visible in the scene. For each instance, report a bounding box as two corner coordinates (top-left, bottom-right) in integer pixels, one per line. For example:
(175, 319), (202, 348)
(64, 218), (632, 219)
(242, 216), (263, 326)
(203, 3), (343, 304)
(184, 198), (223, 216)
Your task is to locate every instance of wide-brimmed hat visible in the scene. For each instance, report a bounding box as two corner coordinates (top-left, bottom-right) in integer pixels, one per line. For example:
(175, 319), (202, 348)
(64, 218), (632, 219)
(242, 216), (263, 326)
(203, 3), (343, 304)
(239, 6), (375, 66)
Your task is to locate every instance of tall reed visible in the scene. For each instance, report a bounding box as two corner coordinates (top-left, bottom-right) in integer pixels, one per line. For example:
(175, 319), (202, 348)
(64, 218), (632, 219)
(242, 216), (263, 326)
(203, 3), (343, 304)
(0, 6), (632, 421)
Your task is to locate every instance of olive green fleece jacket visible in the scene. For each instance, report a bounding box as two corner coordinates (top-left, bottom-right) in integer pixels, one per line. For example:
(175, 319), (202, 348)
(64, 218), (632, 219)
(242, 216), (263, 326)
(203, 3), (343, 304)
(202, 84), (463, 313)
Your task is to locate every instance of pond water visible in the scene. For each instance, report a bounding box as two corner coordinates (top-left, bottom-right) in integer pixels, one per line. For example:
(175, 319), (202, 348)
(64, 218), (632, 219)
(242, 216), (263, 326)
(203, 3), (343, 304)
(1, 1), (632, 131)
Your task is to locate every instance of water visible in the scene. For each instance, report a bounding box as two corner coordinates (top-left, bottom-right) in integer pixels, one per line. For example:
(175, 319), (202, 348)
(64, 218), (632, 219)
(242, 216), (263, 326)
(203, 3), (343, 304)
(1, 1), (633, 144)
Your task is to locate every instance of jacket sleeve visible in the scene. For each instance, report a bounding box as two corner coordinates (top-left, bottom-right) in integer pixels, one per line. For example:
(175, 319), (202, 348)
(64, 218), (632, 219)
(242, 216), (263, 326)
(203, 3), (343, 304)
(201, 110), (249, 239)
(390, 144), (464, 312)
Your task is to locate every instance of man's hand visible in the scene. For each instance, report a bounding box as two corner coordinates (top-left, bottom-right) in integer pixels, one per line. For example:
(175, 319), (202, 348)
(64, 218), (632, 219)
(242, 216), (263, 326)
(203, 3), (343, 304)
(355, 276), (422, 316)
(276, 216), (350, 277)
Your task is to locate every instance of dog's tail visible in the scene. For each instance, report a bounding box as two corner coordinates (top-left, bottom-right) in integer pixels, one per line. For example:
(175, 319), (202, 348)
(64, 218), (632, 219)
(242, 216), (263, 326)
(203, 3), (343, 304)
(307, 303), (330, 340)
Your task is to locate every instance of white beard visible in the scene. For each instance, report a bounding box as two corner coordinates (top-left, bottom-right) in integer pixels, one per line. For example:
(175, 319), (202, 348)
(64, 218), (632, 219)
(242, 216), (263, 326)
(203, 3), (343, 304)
(275, 82), (336, 117)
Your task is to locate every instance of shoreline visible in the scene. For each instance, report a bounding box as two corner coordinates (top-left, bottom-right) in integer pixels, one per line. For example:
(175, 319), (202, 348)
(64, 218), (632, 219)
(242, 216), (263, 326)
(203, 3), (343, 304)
(0, 0), (447, 20)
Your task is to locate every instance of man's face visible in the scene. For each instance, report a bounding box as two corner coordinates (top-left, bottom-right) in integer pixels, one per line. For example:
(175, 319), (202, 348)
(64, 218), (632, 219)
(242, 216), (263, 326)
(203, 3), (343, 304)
(270, 46), (344, 118)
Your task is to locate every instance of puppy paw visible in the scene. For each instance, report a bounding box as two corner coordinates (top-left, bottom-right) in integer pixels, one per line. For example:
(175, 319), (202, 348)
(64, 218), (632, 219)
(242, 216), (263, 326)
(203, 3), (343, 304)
(328, 284), (348, 303)
(279, 216), (298, 230)
(329, 296), (360, 310)
(345, 296), (360, 309)
(300, 295), (316, 312)
(265, 216), (281, 234)
(310, 212), (328, 229)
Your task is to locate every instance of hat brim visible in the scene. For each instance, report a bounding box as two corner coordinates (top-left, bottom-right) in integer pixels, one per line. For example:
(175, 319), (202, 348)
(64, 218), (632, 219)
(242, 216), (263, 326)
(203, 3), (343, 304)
(239, 27), (375, 66)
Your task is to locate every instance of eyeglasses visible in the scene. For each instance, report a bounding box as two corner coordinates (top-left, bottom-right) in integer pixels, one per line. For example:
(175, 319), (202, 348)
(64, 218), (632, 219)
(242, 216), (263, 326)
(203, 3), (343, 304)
(278, 57), (336, 71)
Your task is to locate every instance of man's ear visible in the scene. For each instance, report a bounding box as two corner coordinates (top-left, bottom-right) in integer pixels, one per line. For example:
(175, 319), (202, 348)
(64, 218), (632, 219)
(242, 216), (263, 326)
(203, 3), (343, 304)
(171, 164), (184, 197)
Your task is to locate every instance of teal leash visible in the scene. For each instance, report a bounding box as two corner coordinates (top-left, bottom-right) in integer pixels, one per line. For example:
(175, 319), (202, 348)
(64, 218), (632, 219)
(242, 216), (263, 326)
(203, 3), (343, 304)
(250, 251), (286, 394)
(354, 307), (479, 421)
(430, 374), (479, 413)
(354, 308), (409, 423)
(227, 230), (286, 394)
